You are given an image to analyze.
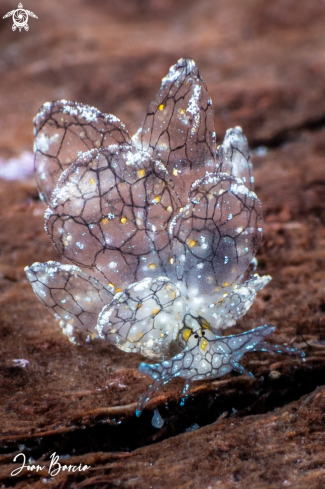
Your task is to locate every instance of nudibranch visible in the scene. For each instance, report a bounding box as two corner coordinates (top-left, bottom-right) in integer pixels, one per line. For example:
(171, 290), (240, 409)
(25, 58), (304, 417)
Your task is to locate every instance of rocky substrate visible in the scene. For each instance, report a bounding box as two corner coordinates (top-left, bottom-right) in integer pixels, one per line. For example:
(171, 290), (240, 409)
(1, 0), (325, 487)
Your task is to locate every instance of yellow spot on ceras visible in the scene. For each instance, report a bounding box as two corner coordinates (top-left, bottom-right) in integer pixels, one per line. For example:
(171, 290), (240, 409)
(120, 217), (127, 224)
(115, 288), (122, 293)
(152, 308), (160, 316)
(153, 196), (161, 203)
(158, 104), (164, 111)
(200, 338), (208, 352)
(169, 257), (174, 264)
(165, 283), (177, 300)
(89, 178), (96, 185)
(95, 140), (101, 148)
(90, 332), (96, 339)
(169, 291), (177, 300)
(148, 263), (156, 270)
(183, 328), (191, 341)
(101, 217), (109, 225)
(165, 284), (176, 300)
(179, 108), (186, 115)
(223, 282), (230, 287)
(108, 282), (114, 288)
(167, 206), (173, 212)
(172, 168), (178, 176)
(188, 239), (197, 248)
(136, 303), (142, 309)
(137, 169), (145, 178)
(179, 207), (184, 213)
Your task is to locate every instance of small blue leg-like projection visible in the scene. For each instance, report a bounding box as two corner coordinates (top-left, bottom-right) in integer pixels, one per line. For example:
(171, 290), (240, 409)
(136, 324), (305, 417)
(229, 358), (255, 378)
(136, 362), (173, 417)
(180, 380), (193, 407)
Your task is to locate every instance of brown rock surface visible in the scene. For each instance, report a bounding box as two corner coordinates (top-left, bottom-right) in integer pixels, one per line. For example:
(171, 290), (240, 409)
(1, 0), (325, 487)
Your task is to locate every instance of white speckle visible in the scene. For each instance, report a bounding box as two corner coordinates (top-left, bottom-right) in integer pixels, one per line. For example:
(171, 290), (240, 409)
(187, 85), (201, 134)
(0, 151), (34, 181)
(13, 359), (29, 368)
(37, 132), (59, 153)
(126, 150), (146, 166)
(252, 146), (267, 157)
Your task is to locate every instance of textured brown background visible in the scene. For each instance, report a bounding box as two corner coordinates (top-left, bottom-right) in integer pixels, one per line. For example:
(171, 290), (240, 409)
(1, 0), (325, 488)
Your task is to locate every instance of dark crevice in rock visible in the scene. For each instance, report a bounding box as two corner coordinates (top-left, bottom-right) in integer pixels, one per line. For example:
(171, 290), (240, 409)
(250, 114), (325, 149)
(1, 359), (325, 463)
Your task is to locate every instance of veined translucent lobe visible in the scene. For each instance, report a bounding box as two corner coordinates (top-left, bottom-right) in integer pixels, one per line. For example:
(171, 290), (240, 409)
(97, 277), (186, 359)
(24, 261), (113, 344)
(166, 279), (268, 334)
(180, 274), (271, 334)
(34, 100), (131, 204)
(217, 126), (254, 191)
(44, 144), (182, 292)
(170, 173), (263, 298)
(132, 58), (217, 204)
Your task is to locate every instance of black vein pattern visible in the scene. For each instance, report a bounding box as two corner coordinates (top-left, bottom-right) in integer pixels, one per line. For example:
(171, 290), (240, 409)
(25, 261), (113, 344)
(34, 101), (131, 203)
(97, 277), (185, 359)
(133, 58), (217, 204)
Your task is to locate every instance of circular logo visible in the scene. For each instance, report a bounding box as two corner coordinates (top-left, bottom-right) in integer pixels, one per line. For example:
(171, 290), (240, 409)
(13, 9), (29, 31)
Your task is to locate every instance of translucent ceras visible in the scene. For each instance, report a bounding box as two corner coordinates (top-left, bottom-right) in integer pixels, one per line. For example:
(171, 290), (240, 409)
(25, 58), (304, 417)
